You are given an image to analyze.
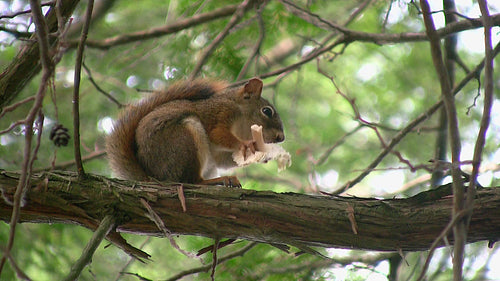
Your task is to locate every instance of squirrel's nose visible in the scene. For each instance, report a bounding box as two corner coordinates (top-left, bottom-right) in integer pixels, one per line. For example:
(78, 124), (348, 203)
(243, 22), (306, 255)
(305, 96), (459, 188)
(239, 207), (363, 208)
(275, 132), (285, 143)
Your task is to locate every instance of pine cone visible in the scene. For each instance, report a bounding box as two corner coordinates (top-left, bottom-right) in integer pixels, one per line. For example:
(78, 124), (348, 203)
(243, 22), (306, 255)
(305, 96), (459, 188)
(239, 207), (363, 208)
(50, 124), (71, 147)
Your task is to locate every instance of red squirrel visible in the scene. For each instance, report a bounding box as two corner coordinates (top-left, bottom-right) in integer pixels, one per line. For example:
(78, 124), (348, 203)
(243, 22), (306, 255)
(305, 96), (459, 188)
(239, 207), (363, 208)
(105, 78), (284, 186)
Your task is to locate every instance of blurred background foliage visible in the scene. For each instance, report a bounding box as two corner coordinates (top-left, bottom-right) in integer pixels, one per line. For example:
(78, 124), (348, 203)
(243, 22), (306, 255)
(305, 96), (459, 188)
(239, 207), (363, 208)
(1, 0), (499, 280)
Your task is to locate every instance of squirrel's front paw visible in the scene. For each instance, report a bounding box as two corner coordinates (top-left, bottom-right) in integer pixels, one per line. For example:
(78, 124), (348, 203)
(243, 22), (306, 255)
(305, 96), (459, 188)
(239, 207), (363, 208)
(239, 140), (256, 160)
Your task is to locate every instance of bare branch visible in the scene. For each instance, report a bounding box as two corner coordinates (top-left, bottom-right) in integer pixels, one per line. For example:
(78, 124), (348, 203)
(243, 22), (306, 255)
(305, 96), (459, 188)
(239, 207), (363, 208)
(316, 125), (363, 166)
(140, 198), (198, 260)
(112, 237), (151, 281)
(163, 242), (257, 281)
(465, 0), (495, 253)
(249, 252), (395, 280)
(0, 1), (55, 20)
(431, 0), (458, 187)
(82, 63), (124, 108)
(33, 150), (106, 172)
(190, 0), (254, 78)
(260, 35), (348, 79)
(0, 249), (32, 281)
(416, 207), (473, 281)
(0, 119), (26, 135)
(63, 215), (117, 281)
(76, 4), (241, 49)
(278, 0), (500, 45)
(236, 3), (266, 80)
(0, 96), (35, 120)
(420, 1), (465, 280)
(72, 0), (95, 178)
(336, 41), (500, 193)
(70, 6), (500, 51)
(0, 0), (55, 274)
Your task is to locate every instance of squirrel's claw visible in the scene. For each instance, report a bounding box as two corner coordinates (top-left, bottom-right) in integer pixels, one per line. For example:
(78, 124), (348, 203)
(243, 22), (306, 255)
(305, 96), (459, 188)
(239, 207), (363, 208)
(240, 140), (256, 160)
(224, 176), (241, 188)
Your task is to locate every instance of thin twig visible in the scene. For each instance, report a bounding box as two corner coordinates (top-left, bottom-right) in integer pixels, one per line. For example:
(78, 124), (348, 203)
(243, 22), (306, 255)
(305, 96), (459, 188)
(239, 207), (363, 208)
(236, 3), (266, 80)
(260, 35), (348, 80)
(420, 2), (465, 280)
(0, 120), (26, 135)
(466, 0), (494, 243)
(163, 242), (257, 281)
(77, 4), (241, 49)
(382, 0), (394, 32)
(0, 1), (55, 20)
(0, 96), (35, 119)
(317, 124), (363, 166)
(74, 11), (500, 51)
(345, 0), (373, 26)
(210, 238), (220, 281)
(416, 208), (473, 281)
(73, 0), (95, 178)
(140, 198), (198, 260)
(33, 150), (107, 172)
(280, 0), (500, 44)
(335, 41), (500, 193)
(249, 251), (395, 280)
(29, 112), (44, 177)
(317, 68), (427, 184)
(190, 0), (253, 78)
(0, 249), (32, 281)
(279, 0), (350, 32)
(113, 237), (151, 281)
(0, 27), (32, 38)
(431, 0), (458, 187)
(55, 0), (65, 37)
(63, 215), (117, 281)
(0, 0), (53, 275)
(105, 232), (151, 261)
(259, 11), (500, 80)
(71, 3), (500, 50)
(82, 62), (124, 108)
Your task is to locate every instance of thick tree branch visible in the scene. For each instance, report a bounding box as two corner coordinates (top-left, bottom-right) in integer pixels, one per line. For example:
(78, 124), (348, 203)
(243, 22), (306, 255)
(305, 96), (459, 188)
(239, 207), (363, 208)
(0, 171), (499, 253)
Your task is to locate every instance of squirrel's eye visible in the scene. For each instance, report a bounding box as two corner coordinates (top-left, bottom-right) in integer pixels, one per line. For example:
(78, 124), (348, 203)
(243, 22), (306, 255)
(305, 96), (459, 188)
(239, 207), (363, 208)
(261, 106), (274, 118)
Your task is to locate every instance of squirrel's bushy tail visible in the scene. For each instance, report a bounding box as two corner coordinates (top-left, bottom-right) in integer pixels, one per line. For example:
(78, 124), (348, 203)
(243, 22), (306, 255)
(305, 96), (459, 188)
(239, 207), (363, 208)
(105, 79), (228, 180)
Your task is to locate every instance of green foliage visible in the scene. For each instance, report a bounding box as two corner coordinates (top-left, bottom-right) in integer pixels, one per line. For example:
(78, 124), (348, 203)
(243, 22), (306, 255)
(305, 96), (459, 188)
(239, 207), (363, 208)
(1, 0), (499, 280)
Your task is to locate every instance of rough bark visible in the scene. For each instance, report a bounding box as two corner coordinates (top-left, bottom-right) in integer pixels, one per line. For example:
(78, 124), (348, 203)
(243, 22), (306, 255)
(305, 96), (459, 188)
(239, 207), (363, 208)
(0, 171), (499, 252)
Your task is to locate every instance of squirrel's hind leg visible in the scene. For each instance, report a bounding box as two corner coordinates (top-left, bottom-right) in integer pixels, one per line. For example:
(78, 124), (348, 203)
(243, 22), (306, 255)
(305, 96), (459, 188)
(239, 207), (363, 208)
(182, 117), (242, 188)
(136, 113), (204, 183)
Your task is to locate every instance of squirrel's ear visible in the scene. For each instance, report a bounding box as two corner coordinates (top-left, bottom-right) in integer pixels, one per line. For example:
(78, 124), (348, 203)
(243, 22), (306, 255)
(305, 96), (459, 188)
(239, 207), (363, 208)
(242, 78), (263, 99)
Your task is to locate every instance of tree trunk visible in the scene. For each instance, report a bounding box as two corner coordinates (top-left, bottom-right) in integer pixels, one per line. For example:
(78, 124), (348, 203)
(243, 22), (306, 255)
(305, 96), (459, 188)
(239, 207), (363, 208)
(0, 171), (499, 252)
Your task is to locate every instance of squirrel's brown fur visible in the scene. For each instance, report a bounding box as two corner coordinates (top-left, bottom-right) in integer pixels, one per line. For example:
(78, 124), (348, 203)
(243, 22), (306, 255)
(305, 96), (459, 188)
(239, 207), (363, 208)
(105, 78), (284, 184)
